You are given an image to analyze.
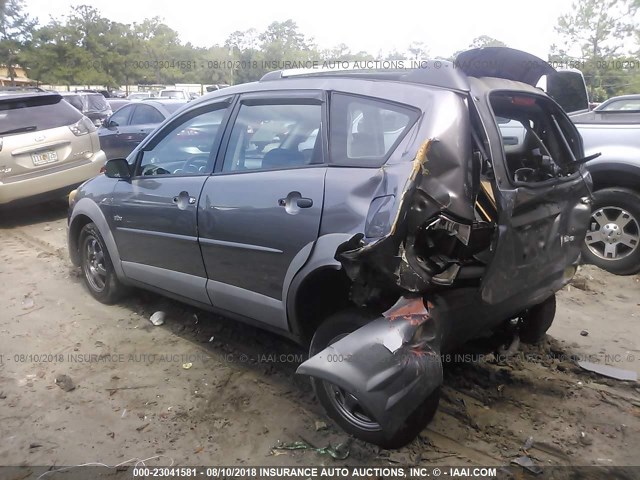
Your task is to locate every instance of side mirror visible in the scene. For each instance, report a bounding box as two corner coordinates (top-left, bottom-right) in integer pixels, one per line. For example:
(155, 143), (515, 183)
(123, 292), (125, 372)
(104, 158), (131, 179)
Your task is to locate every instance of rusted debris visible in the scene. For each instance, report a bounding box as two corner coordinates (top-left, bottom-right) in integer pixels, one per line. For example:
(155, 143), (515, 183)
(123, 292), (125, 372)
(383, 297), (429, 324)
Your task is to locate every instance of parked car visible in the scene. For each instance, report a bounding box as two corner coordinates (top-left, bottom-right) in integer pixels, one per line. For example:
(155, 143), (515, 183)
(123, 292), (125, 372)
(592, 94), (640, 113)
(127, 92), (155, 101)
(98, 100), (187, 160)
(60, 92), (112, 127)
(68, 47), (591, 448)
(0, 92), (106, 206)
(205, 84), (230, 92)
(570, 94), (640, 275)
(158, 88), (191, 100)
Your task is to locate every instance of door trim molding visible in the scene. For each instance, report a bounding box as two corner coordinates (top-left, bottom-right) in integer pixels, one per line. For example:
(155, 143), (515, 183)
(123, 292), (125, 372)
(121, 261), (210, 305)
(198, 237), (283, 254)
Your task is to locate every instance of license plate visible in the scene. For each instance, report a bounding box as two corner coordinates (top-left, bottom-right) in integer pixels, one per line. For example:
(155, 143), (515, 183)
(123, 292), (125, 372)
(31, 151), (58, 166)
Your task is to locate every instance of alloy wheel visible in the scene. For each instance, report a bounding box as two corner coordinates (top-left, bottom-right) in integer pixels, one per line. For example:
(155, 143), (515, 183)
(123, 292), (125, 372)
(585, 206), (640, 261)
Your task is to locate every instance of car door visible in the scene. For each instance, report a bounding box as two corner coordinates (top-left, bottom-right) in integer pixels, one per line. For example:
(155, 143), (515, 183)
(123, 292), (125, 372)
(128, 104), (166, 146)
(110, 98), (233, 305)
(99, 105), (134, 160)
(198, 91), (327, 330)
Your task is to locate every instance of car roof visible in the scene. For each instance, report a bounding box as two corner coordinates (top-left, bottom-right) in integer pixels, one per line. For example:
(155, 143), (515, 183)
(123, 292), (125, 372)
(140, 99), (188, 106)
(599, 94), (640, 104)
(59, 91), (102, 97)
(260, 61), (471, 93)
(0, 91), (62, 102)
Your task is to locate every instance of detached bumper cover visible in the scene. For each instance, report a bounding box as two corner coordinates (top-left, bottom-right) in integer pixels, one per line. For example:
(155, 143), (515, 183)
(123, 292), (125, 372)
(297, 298), (442, 435)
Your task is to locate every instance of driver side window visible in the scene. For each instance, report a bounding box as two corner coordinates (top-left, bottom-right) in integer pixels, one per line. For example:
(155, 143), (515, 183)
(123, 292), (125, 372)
(137, 105), (228, 176)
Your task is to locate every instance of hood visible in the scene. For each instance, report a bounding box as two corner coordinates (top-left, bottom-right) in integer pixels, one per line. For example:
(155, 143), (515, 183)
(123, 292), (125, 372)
(455, 47), (555, 86)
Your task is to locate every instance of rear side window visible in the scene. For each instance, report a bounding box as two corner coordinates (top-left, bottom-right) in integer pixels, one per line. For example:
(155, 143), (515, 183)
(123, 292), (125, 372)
(329, 93), (419, 166)
(0, 95), (83, 135)
(131, 105), (165, 125)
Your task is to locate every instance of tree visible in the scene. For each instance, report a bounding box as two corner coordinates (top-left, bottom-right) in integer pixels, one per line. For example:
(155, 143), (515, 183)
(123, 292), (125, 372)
(554, 0), (640, 100)
(469, 35), (507, 49)
(0, 0), (36, 84)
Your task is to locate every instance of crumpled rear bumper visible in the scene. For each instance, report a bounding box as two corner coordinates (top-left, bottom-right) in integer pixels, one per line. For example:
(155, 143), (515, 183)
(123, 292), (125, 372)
(297, 297), (442, 435)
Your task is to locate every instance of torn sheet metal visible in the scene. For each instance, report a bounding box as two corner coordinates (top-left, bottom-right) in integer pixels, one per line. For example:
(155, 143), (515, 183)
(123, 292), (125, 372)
(336, 138), (477, 294)
(578, 361), (638, 382)
(297, 297), (442, 435)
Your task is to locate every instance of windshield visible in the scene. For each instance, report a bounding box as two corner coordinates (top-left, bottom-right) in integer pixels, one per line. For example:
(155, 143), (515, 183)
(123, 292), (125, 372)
(598, 98), (640, 111)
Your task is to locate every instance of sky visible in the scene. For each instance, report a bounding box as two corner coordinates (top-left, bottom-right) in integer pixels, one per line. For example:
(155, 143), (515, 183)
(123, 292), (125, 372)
(25, 0), (576, 60)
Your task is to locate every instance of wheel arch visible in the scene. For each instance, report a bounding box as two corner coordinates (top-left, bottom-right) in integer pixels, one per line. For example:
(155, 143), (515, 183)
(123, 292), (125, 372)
(587, 162), (640, 194)
(283, 233), (356, 345)
(68, 197), (126, 280)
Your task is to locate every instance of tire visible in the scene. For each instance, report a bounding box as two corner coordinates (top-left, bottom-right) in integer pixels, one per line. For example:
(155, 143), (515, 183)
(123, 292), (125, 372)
(581, 187), (640, 275)
(79, 222), (125, 304)
(309, 309), (440, 449)
(518, 294), (556, 344)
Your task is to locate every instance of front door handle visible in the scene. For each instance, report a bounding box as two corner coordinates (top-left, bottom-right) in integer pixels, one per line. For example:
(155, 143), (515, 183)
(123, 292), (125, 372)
(277, 197), (313, 208)
(278, 192), (313, 214)
(172, 191), (196, 210)
(296, 197), (313, 208)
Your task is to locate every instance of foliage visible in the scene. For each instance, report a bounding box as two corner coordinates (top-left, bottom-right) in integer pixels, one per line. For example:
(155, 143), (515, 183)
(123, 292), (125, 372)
(553, 0), (640, 101)
(0, 0), (36, 82)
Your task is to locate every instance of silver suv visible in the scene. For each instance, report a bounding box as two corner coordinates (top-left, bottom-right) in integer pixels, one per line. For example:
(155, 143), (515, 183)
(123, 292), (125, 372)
(67, 47), (592, 448)
(0, 92), (106, 206)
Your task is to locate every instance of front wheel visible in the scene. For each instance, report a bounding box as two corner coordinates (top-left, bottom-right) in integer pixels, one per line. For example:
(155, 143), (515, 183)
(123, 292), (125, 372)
(581, 187), (640, 275)
(309, 309), (440, 449)
(79, 223), (125, 304)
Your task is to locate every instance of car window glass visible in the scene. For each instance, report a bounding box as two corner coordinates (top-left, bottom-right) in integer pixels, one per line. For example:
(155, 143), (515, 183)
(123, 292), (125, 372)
(137, 106), (228, 176)
(86, 94), (108, 111)
(222, 103), (322, 172)
(601, 99), (640, 111)
(0, 95), (82, 134)
(64, 95), (84, 111)
(109, 106), (132, 127)
(131, 105), (165, 125)
(330, 93), (417, 166)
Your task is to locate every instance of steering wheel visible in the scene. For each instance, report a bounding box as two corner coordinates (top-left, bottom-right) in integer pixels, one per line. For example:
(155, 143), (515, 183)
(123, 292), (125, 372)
(181, 154), (209, 174)
(142, 164), (172, 176)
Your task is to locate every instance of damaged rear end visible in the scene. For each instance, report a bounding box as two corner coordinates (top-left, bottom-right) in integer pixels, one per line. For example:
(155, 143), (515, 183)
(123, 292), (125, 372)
(296, 50), (592, 447)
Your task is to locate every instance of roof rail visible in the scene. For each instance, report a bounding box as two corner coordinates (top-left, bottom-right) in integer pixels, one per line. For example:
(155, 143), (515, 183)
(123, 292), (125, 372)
(259, 60), (470, 92)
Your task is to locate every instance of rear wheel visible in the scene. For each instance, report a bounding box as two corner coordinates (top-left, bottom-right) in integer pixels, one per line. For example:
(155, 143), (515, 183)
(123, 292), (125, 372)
(309, 309), (440, 449)
(79, 223), (124, 304)
(581, 188), (640, 275)
(518, 294), (556, 344)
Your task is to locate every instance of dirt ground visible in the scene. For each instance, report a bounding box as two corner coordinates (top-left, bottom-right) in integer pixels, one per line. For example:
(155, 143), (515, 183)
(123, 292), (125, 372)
(1, 202), (639, 478)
